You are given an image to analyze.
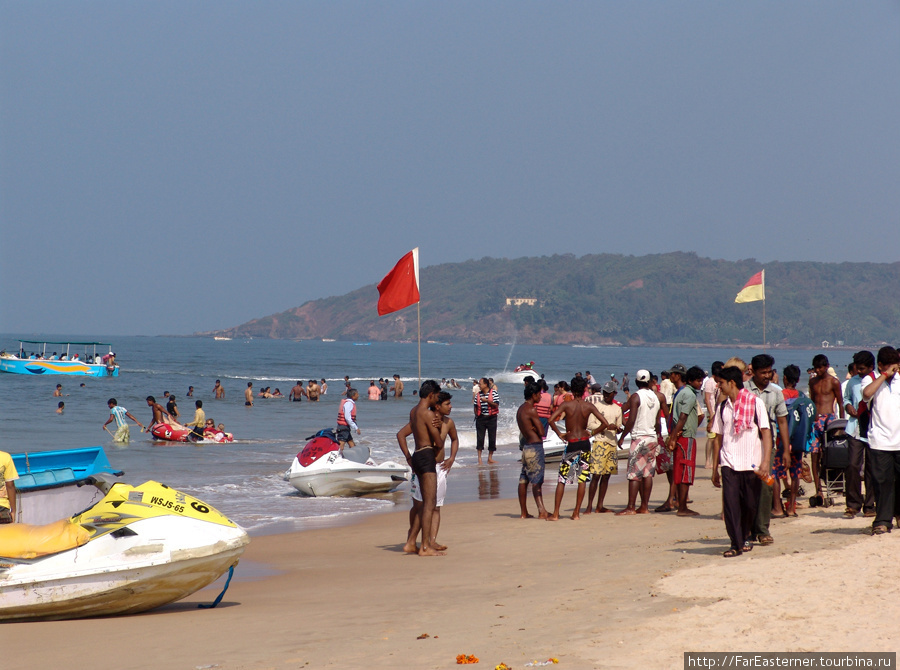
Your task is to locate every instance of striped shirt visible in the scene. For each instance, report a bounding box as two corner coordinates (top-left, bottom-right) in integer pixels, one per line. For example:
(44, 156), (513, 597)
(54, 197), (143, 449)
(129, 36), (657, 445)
(111, 405), (129, 428)
(475, 389), (500, 416)
(711, 395), (770, 471)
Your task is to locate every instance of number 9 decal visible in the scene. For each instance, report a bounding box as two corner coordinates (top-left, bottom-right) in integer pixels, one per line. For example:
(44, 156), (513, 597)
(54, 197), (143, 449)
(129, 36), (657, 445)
(191, 501), (210, 514)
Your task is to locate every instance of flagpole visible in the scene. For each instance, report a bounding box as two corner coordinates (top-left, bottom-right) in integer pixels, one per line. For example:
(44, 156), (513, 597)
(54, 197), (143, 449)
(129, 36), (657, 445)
(417, 301), (422, 387)
(763, 297), (767, 351)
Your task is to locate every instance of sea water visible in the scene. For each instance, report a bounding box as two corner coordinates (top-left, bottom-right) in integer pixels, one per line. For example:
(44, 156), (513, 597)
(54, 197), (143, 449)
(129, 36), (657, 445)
(0, 335), (834, 534)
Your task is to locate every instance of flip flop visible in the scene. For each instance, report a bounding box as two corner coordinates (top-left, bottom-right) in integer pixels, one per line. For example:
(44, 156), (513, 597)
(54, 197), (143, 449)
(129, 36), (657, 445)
(758, 535), (774, 546)
(742, 540), (753, 552)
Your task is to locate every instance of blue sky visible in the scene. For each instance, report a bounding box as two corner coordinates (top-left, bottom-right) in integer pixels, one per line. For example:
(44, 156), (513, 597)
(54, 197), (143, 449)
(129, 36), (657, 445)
(2, 2), (897, 336)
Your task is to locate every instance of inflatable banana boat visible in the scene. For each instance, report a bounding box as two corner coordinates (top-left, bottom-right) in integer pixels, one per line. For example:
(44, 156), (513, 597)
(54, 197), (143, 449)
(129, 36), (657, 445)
(0, 478), (249, 621)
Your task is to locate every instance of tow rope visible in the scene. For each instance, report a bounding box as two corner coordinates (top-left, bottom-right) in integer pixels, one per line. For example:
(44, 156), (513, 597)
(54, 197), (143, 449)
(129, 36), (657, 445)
(198, 564), (235, 609)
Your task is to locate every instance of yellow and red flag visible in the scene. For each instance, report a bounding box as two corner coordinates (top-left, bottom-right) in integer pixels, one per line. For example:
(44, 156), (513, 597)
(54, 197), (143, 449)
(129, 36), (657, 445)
(735, 270), (765, 303)
(377, 248), (420, 315)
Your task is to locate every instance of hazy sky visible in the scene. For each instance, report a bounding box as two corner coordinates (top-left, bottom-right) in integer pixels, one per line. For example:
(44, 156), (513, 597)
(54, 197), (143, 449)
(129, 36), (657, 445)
(2, 2), (897, 336)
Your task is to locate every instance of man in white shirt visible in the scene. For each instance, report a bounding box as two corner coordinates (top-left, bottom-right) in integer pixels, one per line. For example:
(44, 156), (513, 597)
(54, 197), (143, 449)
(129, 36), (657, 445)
(711, 366), (772, 557)
(861, 346), (900, 535)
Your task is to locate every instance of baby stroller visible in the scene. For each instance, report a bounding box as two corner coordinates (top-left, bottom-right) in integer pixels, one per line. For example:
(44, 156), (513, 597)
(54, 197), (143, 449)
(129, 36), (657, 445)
(809, 418), (849, 508)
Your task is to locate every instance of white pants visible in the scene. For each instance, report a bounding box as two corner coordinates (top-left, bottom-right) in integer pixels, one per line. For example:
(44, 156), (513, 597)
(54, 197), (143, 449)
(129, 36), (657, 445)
(410, 466), (448, 507)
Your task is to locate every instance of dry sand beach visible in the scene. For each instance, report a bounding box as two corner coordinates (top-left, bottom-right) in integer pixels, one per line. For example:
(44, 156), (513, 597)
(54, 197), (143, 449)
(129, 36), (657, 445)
(7, 440), (898, 669)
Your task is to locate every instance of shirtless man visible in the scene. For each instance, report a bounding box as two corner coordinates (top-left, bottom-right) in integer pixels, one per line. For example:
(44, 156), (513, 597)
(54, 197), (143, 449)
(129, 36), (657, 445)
(516, 382), (549, 519)
(307, 379), (320, 401)
(289, 381), (306, 402)
(401, 391), (459, 552)
(244, 382), (253, 406)
(53, 384), (66, 397)
(808, 354), (845, 500)
(391, 374), (404, 398)
(396, 380), (444, 556)
(214, 379), (225, 399)
(548, 376), (610, 520)
(145, 395), (174, 431)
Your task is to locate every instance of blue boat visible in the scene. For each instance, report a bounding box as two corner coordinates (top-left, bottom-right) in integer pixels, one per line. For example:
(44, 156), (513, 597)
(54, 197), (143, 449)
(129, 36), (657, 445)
(11, 446), (124, 524)
(0, 340), (119, 377)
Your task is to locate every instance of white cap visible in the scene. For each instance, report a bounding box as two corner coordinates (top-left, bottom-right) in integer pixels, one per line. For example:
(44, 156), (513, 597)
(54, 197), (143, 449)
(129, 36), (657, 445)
(636, 369), (651, 383)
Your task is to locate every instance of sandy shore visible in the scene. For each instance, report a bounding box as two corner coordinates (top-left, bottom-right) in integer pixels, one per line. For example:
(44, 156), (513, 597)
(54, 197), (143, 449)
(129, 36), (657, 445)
(7, 442), (898, 669)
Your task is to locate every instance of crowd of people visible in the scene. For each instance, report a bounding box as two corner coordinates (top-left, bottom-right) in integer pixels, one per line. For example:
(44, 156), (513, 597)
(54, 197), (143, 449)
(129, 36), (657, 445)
(508, 349), (900, 558)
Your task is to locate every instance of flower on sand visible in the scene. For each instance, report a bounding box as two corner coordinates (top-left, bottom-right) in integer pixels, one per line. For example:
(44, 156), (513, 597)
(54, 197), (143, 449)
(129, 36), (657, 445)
(456, 654), (479, 664)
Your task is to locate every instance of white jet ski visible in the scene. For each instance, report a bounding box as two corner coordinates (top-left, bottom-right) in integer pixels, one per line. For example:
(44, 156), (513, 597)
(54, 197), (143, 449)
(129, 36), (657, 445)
(0, 476), (249, 621)
(283, 434), (411, 497)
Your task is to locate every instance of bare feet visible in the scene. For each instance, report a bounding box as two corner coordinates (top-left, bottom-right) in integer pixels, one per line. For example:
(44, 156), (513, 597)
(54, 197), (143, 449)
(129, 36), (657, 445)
(596, 507), (614, 513)
(520, 512), (534, 519)
(547, 514), (560, 521)
(570, 513), (580, 520)
(402, 543), (419, 554)
(432, 542), (448, 551)
(654, 504), (674, 513)
(538, 511), (549, 519)
(615, 508), (636, 516)
(582, 508), (593, 515)
(676, 508), (700, 517)
(636, 507), (650, 514)
(418, 546), (445, 556)
(487, 457), (496, 464)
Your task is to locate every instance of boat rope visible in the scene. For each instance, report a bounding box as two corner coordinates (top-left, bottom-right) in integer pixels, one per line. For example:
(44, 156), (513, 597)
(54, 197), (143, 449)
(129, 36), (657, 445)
(198, 564), (236, 609)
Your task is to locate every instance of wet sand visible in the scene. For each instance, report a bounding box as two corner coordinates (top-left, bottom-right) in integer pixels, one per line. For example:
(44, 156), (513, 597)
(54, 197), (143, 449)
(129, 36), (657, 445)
(7, 440), (897, 669)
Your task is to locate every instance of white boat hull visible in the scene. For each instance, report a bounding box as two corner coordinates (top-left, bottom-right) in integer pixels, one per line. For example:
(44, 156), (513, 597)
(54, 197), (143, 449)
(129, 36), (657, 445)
(0, 515), (249, 621)
(285, 454), (410, 497)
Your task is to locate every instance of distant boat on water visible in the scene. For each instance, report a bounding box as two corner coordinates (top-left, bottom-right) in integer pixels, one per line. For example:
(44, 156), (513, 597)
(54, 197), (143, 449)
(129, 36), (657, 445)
(0, 340), (119, 377)
(322, 339), (336, 342)
(213, 336), (232, 341)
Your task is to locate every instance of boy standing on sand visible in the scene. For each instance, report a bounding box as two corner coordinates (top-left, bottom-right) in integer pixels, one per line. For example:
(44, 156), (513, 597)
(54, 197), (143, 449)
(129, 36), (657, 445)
(711, 366), (773, 557)
(860, 346), (900, 535)
(516, 382), (548, 519)
(667, 366), (705, 517)
(401, 391), (459, 551)
(397, 380), (444, 556)
(548, 376), (610, 520)
(808, 354), (845, 501)
(744, 354), (790, 546)
(616, 370), (662, 516)
(584, 381), (623, 515)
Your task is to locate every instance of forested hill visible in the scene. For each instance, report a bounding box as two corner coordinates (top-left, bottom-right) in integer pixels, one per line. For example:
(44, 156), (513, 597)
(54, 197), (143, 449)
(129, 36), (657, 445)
(198, 252), (900, 346)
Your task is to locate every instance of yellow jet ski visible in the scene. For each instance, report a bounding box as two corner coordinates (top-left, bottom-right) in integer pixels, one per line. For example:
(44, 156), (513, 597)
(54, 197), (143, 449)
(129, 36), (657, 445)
(0, 477), (249, 621)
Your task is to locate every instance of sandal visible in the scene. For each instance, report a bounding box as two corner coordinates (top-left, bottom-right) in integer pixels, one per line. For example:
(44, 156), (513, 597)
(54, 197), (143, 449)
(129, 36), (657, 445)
(723, 548), (742, 558)
(873, 525), (891, 535)
(758, 535), (774, 546)
(742, 540), (753, 552)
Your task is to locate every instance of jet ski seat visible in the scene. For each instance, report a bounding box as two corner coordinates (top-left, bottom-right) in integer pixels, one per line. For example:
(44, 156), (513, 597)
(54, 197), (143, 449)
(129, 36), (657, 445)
(0, 519), (91, 560)
(341, 445), (371, 464)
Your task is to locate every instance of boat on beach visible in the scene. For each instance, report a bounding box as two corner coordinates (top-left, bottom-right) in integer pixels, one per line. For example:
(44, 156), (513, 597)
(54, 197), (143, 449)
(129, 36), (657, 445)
(0, 476), (249, 622)
(0, 340), (119, 377)
(283, 432), (411, 497)
(11, 446), (124, 525)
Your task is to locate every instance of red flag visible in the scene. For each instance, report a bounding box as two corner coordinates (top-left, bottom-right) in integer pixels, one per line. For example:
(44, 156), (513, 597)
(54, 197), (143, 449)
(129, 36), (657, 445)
(377, 248), (420, 315)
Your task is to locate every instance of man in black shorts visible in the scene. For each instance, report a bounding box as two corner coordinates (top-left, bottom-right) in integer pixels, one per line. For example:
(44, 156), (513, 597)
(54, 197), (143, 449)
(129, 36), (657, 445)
(397, 380), (444, 556)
